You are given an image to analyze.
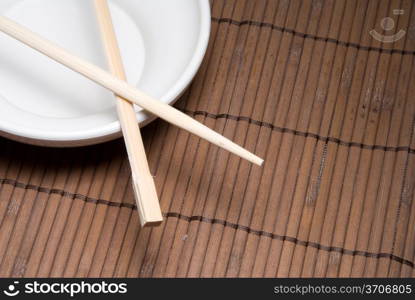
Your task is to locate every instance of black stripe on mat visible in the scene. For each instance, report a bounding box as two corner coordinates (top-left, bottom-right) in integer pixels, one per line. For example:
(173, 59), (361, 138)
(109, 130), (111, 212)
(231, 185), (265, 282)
(0, 178), (413, 269)
(184, 110), (415, 154)
(211, 17), (415, 56)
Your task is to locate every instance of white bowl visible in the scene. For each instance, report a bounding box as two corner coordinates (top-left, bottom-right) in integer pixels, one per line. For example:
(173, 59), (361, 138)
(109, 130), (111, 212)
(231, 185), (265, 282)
(0, 0), (210, 146)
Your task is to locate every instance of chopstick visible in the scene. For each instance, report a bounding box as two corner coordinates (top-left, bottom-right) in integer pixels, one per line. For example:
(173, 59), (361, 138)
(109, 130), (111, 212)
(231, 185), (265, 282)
(93, 0), (162, 226)
(0, 16), (264, 166)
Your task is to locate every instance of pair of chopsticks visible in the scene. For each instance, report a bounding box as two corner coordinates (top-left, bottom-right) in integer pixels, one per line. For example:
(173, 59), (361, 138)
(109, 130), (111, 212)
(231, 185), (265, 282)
(0, 1), (263, 226)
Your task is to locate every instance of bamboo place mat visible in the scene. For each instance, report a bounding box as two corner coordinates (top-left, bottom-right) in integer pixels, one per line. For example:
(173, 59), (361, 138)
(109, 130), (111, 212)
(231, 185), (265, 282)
(0, 0), (415, 278)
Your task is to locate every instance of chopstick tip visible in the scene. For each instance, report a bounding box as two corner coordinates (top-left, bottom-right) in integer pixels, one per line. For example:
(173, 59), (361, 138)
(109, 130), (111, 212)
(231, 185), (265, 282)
(140, 218), (163, 227)
(252, 156), (264, 166)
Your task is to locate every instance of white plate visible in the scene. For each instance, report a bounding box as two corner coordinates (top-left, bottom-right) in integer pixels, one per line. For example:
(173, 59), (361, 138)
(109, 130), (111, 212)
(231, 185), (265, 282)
(0, 0), (210, 146)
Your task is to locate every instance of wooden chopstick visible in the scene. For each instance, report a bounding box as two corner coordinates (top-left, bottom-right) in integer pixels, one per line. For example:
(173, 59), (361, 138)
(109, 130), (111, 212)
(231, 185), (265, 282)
(0, 16), (264, 166)
(93, 0), (162, 226)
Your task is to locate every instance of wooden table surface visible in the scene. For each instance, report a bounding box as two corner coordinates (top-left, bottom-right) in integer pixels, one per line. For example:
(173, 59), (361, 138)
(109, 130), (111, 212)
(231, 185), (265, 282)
(0, 0), (414, 277)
